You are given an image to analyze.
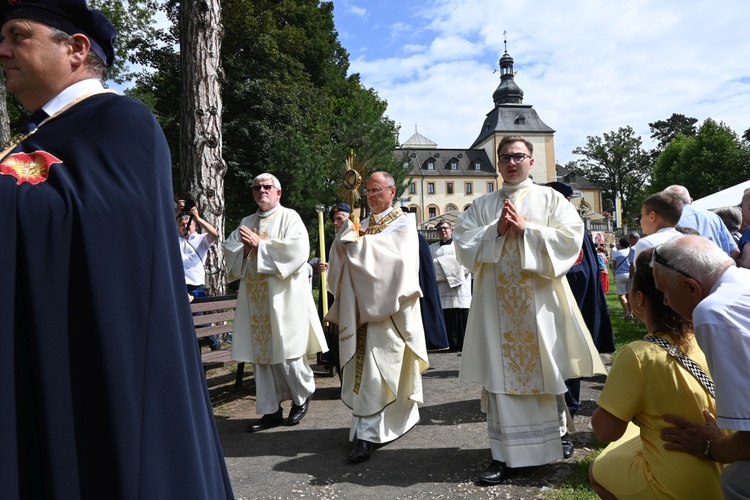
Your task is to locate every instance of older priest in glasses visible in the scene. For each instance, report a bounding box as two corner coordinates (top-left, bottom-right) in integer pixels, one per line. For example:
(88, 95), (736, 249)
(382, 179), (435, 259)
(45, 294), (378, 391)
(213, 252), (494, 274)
(326, 171), (429, 463)
(454, 136), (606, 485)
(224, 173), (327, 432)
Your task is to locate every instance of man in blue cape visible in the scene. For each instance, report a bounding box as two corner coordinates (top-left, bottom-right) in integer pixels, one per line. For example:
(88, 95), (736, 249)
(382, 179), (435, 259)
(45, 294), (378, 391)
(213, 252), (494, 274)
(0, 1), (233, 497)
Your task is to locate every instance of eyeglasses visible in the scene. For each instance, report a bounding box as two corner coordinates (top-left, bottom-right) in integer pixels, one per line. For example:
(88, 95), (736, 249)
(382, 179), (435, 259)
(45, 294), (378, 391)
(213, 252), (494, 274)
(252, 184), (276, 192)
(498, 153), (531, 164)
(365, 186), (391, 196)
(653, 246), (695, 280)
(437, 226), (451, 231)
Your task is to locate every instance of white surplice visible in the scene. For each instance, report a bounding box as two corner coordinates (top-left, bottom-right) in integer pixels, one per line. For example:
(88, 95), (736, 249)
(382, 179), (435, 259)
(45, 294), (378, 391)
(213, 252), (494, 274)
(224, 206), (327, 365)
(429, 240), (472, 309)
(326, 208), (429, 443)
(454, 179), (606, 467)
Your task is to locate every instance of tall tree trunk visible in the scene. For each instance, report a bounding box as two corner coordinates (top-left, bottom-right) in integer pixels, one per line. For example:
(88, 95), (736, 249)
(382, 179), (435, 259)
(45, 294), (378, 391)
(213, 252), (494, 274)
(180, 0), (227, 294)
(0, 74), (10, 147)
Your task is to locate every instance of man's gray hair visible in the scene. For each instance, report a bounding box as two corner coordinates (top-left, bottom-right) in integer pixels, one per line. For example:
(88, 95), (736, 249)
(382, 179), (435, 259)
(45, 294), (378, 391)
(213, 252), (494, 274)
(663, 185), (692, 205)
(654, 235), (733, 284)
(253, 173), (281, 190)
(51, 28), (108, 80)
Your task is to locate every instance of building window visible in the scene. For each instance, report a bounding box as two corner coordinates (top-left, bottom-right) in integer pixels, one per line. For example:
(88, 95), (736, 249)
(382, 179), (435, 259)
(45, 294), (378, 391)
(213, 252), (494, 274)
(446, 182), (453, 195)
(446, 205), (457, 212)
(465, 182), (473, 195)
(426, 161), (435, 170)
(448, 160), (458, 170)
(473, 161), (481, 170)
(428, 182), (435, 194)
(428, 207), (437, 219)
(403, 161), (410, 169)
(487, 182), (494, 193)
(409, 182), (416, 194)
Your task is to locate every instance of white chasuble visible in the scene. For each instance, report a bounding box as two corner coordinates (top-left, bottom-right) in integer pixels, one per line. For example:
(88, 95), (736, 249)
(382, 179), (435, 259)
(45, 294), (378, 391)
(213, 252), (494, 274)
(224, 206), (327, 365)
(325, 209), (429, 417)
(454, 179), (606, 396)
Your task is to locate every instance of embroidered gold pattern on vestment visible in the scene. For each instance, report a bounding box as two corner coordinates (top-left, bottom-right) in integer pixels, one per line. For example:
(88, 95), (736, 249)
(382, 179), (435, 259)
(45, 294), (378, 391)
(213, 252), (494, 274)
(245, 215), (275, 364)
(496, 212), (543, 394)
(361, 208), (403, 235)
(353, 325), (368, 394)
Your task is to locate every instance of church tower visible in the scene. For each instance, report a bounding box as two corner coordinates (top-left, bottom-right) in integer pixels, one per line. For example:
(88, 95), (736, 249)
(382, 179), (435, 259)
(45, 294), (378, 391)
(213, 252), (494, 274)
(471, 37), (557, 184)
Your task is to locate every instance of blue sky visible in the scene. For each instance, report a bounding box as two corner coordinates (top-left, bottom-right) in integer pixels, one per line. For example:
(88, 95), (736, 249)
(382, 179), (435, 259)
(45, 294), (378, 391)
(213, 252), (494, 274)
(331, 0), (750, 165)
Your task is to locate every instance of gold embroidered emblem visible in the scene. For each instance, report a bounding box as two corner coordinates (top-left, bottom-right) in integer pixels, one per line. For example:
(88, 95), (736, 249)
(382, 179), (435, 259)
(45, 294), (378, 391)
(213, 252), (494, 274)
(0, 150), (62, 185)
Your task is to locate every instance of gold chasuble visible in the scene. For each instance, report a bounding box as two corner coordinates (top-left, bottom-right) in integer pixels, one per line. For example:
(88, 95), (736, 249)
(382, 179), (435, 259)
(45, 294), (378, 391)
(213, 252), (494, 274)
(223, 206), (327, 365)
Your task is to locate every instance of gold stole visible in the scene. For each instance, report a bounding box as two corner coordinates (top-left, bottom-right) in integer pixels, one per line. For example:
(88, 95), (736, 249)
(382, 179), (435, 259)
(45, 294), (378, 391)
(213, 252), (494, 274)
(353, 207), (404, 393)
(245, 212), (275, 364)
(495, 189), (544, 394)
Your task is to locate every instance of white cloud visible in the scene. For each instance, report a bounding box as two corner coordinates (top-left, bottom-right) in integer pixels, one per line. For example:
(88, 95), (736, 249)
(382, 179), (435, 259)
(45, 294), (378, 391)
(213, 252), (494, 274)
(349, 5), (367, 18)
(338, 0), (750, 164)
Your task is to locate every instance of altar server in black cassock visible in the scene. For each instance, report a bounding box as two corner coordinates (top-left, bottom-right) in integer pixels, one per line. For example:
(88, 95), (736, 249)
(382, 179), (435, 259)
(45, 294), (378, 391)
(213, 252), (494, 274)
(0, 1), (233, 498)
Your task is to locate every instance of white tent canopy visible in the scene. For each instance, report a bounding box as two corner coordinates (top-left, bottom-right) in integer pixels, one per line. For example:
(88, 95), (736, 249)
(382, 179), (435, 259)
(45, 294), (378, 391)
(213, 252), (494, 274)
(692, 180), (750, 211)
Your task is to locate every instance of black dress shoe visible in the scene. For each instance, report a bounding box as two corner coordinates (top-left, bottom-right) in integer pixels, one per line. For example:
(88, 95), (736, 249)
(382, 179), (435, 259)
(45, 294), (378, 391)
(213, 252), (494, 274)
(348, 439), (374, 463)
(285, 398), (309, 426)
(477, 460), (510, 485)
(561, 433), (575, 459)
(246, 408), (283, 432)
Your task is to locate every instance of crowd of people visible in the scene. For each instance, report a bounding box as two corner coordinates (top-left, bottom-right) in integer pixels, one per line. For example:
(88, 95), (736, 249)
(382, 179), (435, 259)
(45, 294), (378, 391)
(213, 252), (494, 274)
(4, 1), (748, 496)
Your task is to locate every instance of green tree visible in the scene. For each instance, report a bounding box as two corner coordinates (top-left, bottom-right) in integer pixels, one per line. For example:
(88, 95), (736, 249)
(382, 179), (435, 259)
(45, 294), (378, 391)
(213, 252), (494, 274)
(651, 118), (750, 199)
(571, 126), (652, 224)
(129, 0), (402, 252)
(648, 113), (698, 151)
(219, 0), (401, 235)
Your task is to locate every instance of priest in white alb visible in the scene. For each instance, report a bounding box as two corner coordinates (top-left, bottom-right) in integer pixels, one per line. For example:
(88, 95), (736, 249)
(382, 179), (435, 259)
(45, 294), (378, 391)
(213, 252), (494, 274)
(453, 136), (607, 485)
(326, 171), (429, 463)
(224, 173), (327, 433)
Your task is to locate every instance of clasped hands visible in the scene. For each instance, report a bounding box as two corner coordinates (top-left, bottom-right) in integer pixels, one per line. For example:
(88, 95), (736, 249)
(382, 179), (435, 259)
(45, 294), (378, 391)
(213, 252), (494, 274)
(497, 199), (526, 237)
(239, 225), (261, 257)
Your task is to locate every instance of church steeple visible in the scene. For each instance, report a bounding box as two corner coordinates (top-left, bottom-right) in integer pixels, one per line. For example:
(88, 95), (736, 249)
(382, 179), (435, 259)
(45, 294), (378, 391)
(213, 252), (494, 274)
(492, 32), (524, 106)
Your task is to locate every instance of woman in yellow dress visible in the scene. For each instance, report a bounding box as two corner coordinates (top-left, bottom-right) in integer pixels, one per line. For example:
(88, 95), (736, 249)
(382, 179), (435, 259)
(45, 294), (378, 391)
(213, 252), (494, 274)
(589, 248), (725, 499)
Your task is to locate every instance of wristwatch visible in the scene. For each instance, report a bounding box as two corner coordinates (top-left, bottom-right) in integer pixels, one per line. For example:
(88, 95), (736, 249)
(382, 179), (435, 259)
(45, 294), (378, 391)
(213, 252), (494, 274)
(703, 438), (716, 461)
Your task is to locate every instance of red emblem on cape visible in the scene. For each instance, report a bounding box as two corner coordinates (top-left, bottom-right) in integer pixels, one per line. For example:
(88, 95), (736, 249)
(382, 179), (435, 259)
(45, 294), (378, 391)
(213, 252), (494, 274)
(0, 150), (62, 185)
(7, 0), (21, 5)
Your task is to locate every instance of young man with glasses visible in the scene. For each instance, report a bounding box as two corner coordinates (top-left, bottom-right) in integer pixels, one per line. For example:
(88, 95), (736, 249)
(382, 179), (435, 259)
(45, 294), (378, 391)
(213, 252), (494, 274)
(656, 235), (750, 499)
(454, 136), (606, 484)
(223, 173), (327, 432)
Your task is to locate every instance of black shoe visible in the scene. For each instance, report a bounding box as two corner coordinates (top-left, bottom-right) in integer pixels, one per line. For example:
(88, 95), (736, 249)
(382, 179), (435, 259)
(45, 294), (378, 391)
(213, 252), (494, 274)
(348, 439), (374, 463)
(246, 408), (283, 432)
(285, 398), (309, 426)
(477, 460), (510, 485)
(561, 433), (575, 459)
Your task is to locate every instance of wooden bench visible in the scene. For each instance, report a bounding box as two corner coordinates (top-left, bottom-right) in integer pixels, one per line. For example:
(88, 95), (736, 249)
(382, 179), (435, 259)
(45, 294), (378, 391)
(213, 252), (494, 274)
(191, 294), (246, 390)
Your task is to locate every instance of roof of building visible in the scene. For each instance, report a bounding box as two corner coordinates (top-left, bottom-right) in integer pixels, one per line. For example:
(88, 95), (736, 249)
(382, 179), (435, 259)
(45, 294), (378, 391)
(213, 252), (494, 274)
(401, 130), (438, 148)
(555, 164), (603, 191)
(470, 47), (555, 147)
(395, 148), (497, 177)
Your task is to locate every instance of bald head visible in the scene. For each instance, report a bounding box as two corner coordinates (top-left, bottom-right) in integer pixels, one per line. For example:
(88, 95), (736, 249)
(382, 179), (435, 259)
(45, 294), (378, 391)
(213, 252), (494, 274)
(651, 235), (734, 320)
(664, 185), (692, 205)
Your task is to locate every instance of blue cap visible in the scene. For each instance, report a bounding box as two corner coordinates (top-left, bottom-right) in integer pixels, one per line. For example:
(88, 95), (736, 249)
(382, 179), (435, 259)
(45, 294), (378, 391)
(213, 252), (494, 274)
(329, 202), (351, 221)
(546, 181), (574, 199)
(2, 0), (117, 67)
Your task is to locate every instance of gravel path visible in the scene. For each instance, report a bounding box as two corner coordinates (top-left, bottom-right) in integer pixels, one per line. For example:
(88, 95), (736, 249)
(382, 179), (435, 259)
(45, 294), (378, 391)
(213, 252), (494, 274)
(210, 350), (610, 499)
